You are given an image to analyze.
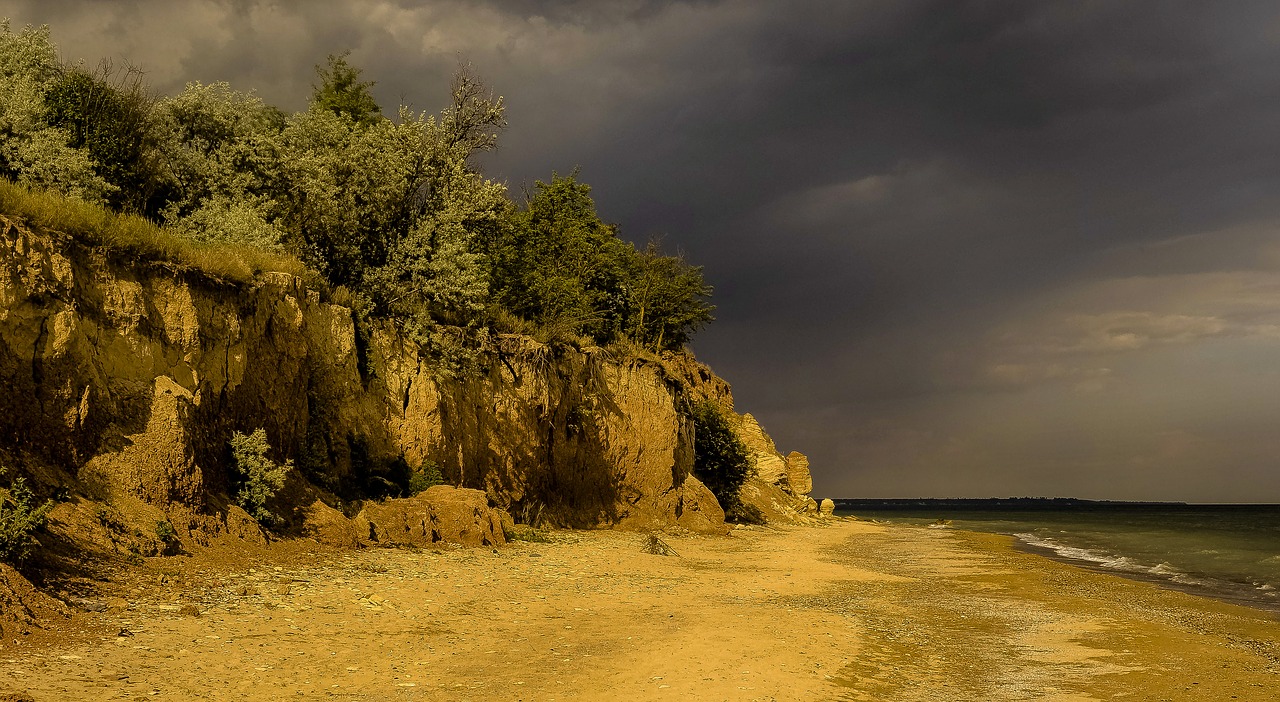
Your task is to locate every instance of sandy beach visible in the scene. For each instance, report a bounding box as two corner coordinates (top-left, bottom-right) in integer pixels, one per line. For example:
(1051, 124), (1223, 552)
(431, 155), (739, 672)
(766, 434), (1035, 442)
(2, 519), (1278, 701)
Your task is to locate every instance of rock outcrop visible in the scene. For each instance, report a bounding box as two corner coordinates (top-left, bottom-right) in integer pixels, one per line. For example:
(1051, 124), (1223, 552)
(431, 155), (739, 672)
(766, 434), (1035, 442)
(1, 214), (797, 559)
(732, 414), (818, 524)
(356, 486), (508, 548)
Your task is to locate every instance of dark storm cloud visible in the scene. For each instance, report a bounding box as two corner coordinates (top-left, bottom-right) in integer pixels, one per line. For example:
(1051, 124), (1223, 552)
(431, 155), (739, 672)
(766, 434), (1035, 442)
(9, 1), (1280, 499)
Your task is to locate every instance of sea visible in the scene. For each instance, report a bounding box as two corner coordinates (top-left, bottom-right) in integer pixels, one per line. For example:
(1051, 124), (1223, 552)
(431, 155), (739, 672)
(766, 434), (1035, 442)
(834, 499), (1280, 613)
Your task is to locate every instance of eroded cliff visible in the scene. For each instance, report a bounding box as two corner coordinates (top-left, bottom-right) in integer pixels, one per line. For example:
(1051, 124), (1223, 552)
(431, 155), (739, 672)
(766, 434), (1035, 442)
(0, 214), (816, 565)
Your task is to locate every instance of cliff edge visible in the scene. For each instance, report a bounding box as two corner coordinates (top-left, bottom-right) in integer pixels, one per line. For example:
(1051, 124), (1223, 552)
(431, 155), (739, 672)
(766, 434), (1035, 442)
(0, 214), (816, 568)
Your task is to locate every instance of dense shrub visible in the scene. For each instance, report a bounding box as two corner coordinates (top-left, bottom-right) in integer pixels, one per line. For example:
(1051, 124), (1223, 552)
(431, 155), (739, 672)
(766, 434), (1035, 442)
(489, 173), (714, 349)
(230, 429), (292, 526)
(691, 401), (754, 517)
(407, 460), (445, 495)
(0, 476), (53, 564)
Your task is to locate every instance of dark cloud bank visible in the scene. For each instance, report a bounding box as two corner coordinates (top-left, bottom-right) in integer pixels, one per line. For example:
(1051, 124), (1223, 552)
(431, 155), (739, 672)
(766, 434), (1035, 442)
(10, 1), (1280, 501)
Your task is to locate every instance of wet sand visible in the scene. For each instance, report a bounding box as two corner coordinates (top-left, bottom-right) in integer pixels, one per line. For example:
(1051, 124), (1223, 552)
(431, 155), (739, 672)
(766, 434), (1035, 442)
(2, 519), (1278, 700)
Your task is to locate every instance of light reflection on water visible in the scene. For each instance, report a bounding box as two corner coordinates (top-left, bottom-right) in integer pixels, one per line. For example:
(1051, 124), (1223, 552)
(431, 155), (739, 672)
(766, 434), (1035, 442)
(840, 506), (1280, 612)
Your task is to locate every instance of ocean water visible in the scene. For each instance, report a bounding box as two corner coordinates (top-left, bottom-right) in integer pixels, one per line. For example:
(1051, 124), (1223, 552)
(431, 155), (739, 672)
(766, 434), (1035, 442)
(836, 503), (1280, 612)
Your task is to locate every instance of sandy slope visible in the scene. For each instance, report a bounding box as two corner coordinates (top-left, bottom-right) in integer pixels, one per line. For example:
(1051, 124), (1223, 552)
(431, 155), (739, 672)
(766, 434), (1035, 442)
(2, 520), (1279, 701)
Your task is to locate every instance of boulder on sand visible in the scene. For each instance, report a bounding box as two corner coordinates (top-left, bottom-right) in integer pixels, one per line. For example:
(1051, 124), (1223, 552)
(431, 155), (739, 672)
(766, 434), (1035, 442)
(356, 485), (509, 548)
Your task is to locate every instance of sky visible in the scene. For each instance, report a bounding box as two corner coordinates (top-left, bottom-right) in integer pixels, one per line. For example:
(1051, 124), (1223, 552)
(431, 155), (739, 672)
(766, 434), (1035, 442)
(9, 1), (1280, 501)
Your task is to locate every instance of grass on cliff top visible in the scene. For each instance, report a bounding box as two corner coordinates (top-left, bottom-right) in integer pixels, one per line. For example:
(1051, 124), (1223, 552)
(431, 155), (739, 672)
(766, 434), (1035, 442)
(0, 179), (318, 287)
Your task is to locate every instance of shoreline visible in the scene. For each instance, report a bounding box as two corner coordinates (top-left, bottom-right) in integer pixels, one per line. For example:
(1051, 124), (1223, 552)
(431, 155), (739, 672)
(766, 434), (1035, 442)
(1008, 536), (1280, 615)
(2, 519), (1279, 700)
(843, 509), (1280, 616)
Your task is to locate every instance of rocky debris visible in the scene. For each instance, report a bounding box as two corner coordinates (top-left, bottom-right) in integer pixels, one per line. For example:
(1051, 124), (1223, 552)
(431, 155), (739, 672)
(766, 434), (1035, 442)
(674, 476), (727, 534)
(0, 688), (35, 702)
(355, 486), (509, 548)
(735, 479), (816, 525)
(0, 564), (70, 639)
(819, 499), (836, 517)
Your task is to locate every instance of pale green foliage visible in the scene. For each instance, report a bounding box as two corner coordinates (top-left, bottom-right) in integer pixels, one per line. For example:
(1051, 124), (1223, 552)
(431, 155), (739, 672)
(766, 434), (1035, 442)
(165, 193), (285, 250)
(0, 21), (113, 202)
(0, 476), (53, 564)
(275, 106), (406, 281)
(6, 126), (112, 201)
(230, 429), (292, 526)
(278, 101), (507, 332)
(370, 216), (490, 327)
(154, 82), (284, 222)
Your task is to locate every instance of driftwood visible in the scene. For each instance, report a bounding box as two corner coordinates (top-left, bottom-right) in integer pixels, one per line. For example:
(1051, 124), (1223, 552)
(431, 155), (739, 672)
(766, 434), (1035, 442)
(641, 533), (679, 557)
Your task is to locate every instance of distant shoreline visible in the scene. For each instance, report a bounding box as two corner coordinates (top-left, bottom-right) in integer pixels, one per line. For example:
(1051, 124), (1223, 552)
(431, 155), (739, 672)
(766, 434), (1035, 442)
(832, 497), (1280, 510)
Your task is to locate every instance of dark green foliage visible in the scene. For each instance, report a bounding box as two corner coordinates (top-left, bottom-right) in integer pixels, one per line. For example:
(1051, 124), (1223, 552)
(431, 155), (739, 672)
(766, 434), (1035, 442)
(490, 174), (630, 341)
(691, 401), (753, 517)
(0, 477), (53, 564)
(407, 460), (445, 495)
(230, 429), (292, 526)
(506, 525), (552, 542)
(489, 173), (713, 349)
(154, 520), (176, 544)
(312, 51), (381, 125)
(625, 241), (715, 351)
(42, 65), (163, 213)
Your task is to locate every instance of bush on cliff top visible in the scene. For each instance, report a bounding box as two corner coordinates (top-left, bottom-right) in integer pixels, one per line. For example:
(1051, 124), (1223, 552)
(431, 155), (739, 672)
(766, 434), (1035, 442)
(0, 20), (713, 354)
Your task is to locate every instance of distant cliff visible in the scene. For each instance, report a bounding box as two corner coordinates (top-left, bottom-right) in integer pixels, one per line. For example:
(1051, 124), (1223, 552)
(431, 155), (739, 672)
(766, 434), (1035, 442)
(0, 214), (817, 563)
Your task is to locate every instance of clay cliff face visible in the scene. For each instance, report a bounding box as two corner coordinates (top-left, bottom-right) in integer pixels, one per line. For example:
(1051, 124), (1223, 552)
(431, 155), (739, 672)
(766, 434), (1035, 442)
(0, 215), (810, 551)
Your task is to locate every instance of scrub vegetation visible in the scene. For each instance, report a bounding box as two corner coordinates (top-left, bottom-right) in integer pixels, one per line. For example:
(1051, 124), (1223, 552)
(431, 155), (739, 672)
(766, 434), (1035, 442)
(0, 21), (714, 357)
(0, 472), (53, 564)
(691, 401), (754, 518)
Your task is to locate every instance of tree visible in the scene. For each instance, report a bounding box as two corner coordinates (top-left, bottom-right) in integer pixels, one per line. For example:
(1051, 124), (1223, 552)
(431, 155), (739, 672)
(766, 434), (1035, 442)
(42, 62), (164, 213)
(489, 173), (633, 341)
(311, 51), (381, 126)
(153, 81), (288, 247)
(0, 21), (112, 202)
(441, 64), (505, 153)
(230, 429), (292, 526)
(626, 240), (714, 351)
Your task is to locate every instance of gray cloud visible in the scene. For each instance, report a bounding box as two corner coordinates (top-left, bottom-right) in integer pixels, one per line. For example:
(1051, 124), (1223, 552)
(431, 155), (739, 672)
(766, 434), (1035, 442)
(9, 1), (1280, 500)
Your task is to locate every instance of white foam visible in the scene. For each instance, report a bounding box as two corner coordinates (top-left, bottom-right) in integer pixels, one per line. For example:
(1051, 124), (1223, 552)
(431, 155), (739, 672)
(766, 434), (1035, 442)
(1015, 533), (1192, 579)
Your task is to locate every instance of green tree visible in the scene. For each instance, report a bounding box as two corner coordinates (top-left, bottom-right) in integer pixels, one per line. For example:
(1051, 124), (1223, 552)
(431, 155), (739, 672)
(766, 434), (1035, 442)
(152, 80), (287, 246)
(489, 173), (633, 342)
(42, 62), (163, 213)
(311, 51), (381, 126)
(0, 21), (112, 202)
(626, 240), (714, 351)
(0, 476), (53, 564)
